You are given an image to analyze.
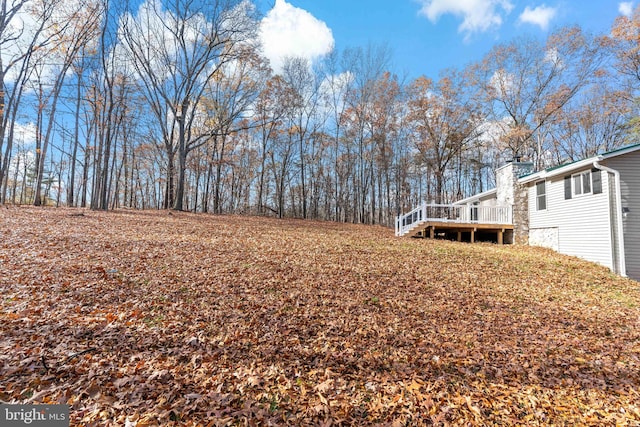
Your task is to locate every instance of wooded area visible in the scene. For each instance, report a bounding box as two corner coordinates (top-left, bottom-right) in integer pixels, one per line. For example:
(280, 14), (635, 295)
(0, 0), (639, 226)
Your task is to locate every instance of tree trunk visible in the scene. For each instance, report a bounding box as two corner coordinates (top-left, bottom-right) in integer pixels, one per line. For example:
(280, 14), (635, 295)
(68, 73), (83, 207)
(173, 111), (187, 210)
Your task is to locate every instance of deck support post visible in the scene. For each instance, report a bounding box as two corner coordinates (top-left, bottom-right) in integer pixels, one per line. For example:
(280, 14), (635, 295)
(429, 227), (434, 239)
(497, 229), (504, 245)
(470, 228), (475, 243)
(457, 231), (462, 242)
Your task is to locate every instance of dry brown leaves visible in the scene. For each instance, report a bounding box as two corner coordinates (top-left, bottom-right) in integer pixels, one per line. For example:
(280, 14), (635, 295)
(1, 206), (639, 426)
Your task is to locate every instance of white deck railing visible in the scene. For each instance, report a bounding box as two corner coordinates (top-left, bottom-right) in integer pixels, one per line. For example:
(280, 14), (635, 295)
(395, 203), (513, 236)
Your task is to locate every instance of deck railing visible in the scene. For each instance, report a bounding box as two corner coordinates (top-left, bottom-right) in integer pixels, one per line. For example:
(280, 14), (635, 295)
(395, 203), (513, 236)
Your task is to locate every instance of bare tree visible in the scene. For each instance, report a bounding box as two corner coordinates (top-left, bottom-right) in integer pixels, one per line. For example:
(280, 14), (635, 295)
(0, 0), (61, 202)
(320, 49), (353, 222)
(31, 0), (102, 206)
(367, 71), (401, 224)
(281, 56), (323, 219)
(406, 71), (482, 204)
(120, 0), (257, 211)
(254, 75), (288, 215)
(198, 45), (268, 213)
(340, 44), (392, 223)
(550, 79), (633, 163)
(608, 5), (640, 88)
(469, 27), (606, 167)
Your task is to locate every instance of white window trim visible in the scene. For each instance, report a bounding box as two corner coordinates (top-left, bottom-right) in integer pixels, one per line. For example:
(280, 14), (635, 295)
(536, 180), (547, 211)
(571, 170), (592, 197)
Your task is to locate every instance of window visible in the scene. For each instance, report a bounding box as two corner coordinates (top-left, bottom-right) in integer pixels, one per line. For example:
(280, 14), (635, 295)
(536, 181), (546, 211)
(572, 171), (592, 197)
(565, 169), (602, 200)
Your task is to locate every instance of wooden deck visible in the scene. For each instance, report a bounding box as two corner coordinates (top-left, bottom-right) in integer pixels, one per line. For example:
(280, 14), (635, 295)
(395, 203), (514, 244)
(405, 221), (514, 244)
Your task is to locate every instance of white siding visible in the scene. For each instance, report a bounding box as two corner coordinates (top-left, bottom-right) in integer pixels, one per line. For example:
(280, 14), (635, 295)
(478, 194), (498, 207)
(603, 151), (640, 281)
(527, 170), (613, 270)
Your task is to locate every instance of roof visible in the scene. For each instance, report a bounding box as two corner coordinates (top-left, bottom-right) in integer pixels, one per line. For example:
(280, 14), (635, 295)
(601, 142), (640, 157)
(519, 143), (640, 184)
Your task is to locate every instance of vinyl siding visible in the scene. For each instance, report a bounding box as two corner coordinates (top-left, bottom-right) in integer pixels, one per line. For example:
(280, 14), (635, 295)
(456, 192), (499, 207)
(528, 169), (613, 270)
(603, 151), (640, 281)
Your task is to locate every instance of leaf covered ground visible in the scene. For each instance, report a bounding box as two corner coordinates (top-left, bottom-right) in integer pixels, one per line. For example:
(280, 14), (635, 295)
(1, 207), (639, 426)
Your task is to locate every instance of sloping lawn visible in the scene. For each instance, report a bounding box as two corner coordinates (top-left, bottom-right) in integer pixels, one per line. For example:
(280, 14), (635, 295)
(1, 206), (639, 426)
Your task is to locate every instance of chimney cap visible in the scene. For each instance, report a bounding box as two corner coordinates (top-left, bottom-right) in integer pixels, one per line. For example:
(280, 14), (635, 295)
(506, 155), (526, 164)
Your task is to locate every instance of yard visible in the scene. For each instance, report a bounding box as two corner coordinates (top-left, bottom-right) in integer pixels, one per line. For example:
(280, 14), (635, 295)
(0, 207), (639, 425)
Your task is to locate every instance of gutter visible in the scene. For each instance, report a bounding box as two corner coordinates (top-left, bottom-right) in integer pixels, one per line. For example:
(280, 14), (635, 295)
(519, 157), (596, 184)
(593, 161), (627, 277)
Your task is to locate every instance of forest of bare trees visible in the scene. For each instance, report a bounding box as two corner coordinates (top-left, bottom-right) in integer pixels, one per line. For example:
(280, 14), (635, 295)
(1, 0), (639, 227)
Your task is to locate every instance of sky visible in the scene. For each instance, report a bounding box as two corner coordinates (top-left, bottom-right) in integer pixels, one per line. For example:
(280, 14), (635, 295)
(255, 0), (636, 78)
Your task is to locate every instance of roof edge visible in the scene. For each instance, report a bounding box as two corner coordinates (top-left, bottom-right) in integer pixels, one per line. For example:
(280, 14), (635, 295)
(454, 187), (498, 205)
(519, 142), (640, 183)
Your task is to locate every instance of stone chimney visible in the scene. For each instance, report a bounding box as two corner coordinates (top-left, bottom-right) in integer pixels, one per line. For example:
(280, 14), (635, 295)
(496, 160), (533, 244)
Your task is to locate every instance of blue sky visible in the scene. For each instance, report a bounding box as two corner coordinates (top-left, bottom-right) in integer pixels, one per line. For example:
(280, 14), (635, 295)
(255, 0), (635, 78)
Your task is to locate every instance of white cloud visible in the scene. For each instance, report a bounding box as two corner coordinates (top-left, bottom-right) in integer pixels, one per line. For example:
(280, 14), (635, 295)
(259, 0), (334, 74)
(417, 0), (514, 38)
(619, 2), (634, 17)
(518, 5), (558, 31)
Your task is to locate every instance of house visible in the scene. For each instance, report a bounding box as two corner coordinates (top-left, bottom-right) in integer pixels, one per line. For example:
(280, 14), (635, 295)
(395, 143), (640, 280)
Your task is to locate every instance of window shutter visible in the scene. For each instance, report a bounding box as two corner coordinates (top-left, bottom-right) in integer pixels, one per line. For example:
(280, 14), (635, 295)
(564, 176), (572, 199)
(592, 168), (602, 194)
